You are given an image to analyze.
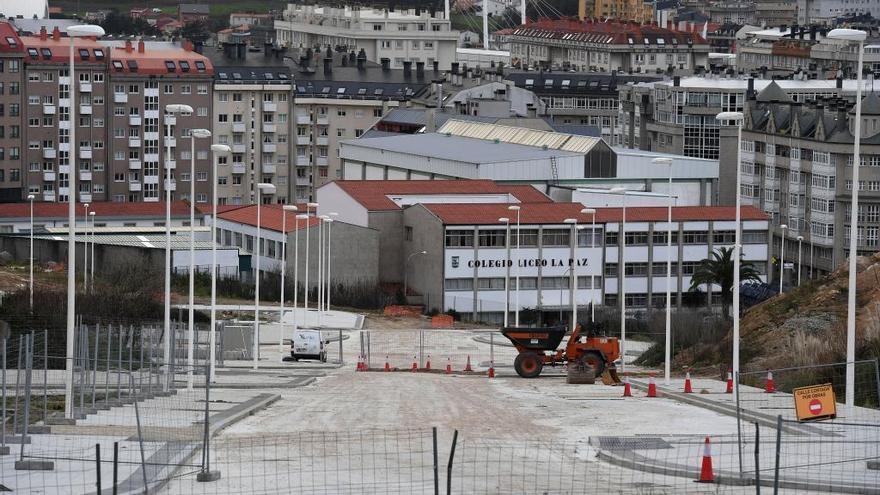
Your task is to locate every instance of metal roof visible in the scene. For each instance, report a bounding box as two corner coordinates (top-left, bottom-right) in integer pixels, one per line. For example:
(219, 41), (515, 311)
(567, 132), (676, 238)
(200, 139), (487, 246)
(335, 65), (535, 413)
(437, 120), (605, 154)
(24, 232), (229, 251)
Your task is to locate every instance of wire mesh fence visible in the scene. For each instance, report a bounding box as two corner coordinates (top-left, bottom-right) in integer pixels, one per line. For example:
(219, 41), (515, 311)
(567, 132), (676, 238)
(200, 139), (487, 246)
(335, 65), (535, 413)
(359, 329), (515, 373)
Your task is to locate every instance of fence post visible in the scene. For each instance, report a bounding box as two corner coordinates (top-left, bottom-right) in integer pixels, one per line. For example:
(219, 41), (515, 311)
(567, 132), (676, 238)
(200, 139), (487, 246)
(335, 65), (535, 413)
(432, 426), (439, 495)
(754, 422), (761, 495)
(105, 325), (112, 403)
(128, 325), (134, 399)
(446, 429), (458, 495)
(96, 443), (102, 494)
(338, 329), (343, 365)
(18, 333), (32, 461)
(112, 441), (118, 495)
(130, 374), (149, 492)
(773, 415), (782, 495)
(1, 336), (7, 455)
(736, 370), (743, 478)
(197, 362), (220, 482)
(43, 329), (48, 423)
(92, 325), (99, 409)
(874, 359), (879, 407)
(12, 334), (23, 438)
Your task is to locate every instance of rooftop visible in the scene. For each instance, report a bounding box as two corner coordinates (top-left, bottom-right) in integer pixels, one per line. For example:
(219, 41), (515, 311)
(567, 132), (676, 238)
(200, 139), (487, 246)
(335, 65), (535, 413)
(217, 204), (322, 233)
(329, 180), (551, 211)
(422, 203), (768, 225)
(643, 77), (880, 92)
(505, 71), (662, 94)
(510, 18), (707, 45)
(0, 201), (197, 220)
(436, 119), (606, 154)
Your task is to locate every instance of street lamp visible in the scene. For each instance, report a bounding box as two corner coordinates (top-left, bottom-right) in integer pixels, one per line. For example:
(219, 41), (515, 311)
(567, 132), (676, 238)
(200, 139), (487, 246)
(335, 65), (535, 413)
(62, 23), (105, 419)
(254, 182), (277, 370)
(797, 235), (804, 286)
(208, 143), (230, 383)
(581, 208), (597, 324)
(828, 27), (867, 409)
(280, 205), (298, 356)
(404, 251), (428, 304)
(164, 103), (193, 391)
(499, 217), (511, 327)
(652, 156), (675, 385)
(88, 211), (95, 293)
(325, 212), (338, 313)
(304, 202), (318, 313)
(563, 218), (577, 330)
(507, 205), (521, 326)
(717, 110), (745, 397)
(317, 214), (329, 322)
(779, 223), (788, 294)
(82, 203), (89, 291)
(185, 128), (211, 390)
(610, 186), (628, 373)
(27, 194), (34, 310)
(294, 213), (309, 337)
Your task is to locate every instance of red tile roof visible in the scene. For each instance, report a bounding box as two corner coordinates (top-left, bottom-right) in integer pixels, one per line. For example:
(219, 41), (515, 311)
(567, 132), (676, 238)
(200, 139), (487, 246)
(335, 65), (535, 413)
(422, 203), (768, 225)
(109, 41), (214, 76)
(514, 18), (707, 44)
(0, 22), (23, 53)
(217, 204), (321, 233)
(329, 180), (551, 211)
(20, 33), (105, 64)
(0, 201), (197, 219)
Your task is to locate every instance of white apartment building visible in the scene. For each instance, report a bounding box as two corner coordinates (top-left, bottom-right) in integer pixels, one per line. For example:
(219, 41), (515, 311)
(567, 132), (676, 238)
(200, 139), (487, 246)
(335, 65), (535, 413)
(274, 4), (459, 69)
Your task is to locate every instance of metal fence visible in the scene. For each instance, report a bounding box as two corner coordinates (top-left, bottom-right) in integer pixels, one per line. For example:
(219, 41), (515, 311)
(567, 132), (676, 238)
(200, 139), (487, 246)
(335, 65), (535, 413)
(358, 329), (514, 374)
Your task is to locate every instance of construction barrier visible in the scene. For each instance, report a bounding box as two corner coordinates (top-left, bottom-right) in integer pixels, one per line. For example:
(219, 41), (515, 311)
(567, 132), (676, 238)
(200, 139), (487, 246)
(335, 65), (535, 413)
(383, 305), (425, 318)
(430, 315), (454, 328)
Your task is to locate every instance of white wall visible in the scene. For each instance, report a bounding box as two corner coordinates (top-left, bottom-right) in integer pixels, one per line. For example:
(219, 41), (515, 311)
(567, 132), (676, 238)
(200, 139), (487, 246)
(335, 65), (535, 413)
(315, 182), (370, 227)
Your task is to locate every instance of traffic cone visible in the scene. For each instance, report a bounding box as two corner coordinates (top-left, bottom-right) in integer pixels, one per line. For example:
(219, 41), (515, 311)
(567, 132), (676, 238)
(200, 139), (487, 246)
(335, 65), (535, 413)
(765, 370), (776, 393)
(384, 355), (390, 372)
(445, 357), (452, 375)
(647, 374), (657, 398)
(622, 376), (632, 397)
(696, 436), (715, 483)
(488, 361), (495, 378)
(684, 370), (693, 394)
(411, 356), (418, 372)
(425, 355), (431, 371)
(464, 355), (473, 372)
(725, 369), (733, 394)
(356, 354), (363, 371)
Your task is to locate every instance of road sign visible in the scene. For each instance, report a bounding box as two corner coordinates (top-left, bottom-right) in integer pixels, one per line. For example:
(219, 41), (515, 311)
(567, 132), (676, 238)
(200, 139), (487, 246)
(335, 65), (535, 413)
(793, 383), (837, 421)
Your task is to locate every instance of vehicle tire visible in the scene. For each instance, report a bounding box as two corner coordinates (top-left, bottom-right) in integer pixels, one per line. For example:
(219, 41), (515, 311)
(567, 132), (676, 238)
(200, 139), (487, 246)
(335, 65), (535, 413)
(579, 351), (605, 376)
(513, 352), (544, 378)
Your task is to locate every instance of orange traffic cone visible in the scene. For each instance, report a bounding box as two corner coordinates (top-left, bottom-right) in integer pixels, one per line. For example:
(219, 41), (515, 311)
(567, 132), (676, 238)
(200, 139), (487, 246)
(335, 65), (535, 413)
(622, 376), (632, 397)
(696, 436), (715, 483)
(725, 369), (733, 394)
(411, 356), (418, 372)
(647, 374), (657, 398)
(425, 355), (431, 371)
(684, 370), (693, 394)
(488, 361), (495, 378)
(356, 354), (363, 371)
(445, 357), (452, 374)
(384, 355), (391, 372)
(765, 370), (776, 394)
(464, 355), (473, 372)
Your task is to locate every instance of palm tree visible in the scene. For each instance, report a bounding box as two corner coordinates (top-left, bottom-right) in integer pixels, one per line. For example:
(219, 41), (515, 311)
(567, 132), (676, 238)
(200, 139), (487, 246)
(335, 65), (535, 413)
(689, 247), (762, 318)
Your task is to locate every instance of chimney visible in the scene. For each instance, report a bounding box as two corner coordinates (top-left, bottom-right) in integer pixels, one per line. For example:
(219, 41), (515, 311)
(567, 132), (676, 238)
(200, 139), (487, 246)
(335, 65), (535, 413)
(436, 81), (443, 110)
(526, 103), (536, 118)
(52, 26), (60, 41)
(125, 40), (134, 53)
(837, 75), (843, 89)
(194, 40), (204, 54)
(264, 42), (272, 56)
(747, 77), (755, 98)
(416, 61), (425, 79)
(323, 57), (332, 75)
(433, 60), (439, 74)
(224, 43), (234, 59)
(673, 75), (680, 86)
(451, 62), (459, 74)
(236, 42), (246, 60)
(403, 60), (412, 78)
(39, 26), (47, 41)
(380, 57), (390, 71)
(137, 40), (145, 53)
(810, 26), (817, 41)
(356, 48), (367, 71)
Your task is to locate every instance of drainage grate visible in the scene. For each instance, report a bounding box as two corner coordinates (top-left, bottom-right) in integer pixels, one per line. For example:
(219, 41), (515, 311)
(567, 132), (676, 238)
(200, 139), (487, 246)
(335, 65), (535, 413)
(594, 437), (672, 450)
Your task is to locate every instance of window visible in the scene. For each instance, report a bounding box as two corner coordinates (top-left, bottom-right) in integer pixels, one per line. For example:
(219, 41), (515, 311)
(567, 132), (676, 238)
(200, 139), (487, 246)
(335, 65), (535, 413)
(604, 264), (618, 277)
(605, 231), (618, 245)
(445, 230), (474, 247)
(542, 229), (570, 247)
(652, 262), (679, 276)
(712, 231), (736, 244)
(445, 279), (473, 291)
(624, 231), (648, 245)
(742, 231), (767, 244)
(624, 263), (649, 276)
(478, 230), (506, 247)
(652, 231), (678, 245)
(682, 231), (708, 244)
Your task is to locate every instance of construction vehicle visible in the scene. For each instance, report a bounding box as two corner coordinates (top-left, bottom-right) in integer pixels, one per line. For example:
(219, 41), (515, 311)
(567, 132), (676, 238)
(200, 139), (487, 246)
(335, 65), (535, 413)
(500, 323), (621, 382)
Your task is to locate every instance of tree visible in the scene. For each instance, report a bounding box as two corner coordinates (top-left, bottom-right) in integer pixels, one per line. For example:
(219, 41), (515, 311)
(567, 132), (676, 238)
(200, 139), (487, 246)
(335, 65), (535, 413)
(688, 247), (762, 318)
(100, 10), (159, 36)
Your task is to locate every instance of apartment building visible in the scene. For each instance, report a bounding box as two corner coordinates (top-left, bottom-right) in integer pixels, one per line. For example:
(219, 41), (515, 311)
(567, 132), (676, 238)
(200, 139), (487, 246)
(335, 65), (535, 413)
(592, 0), (654, 23)
(507, 19), (710, 74)
(0, 23), (24, 202)
(274, 4), (459, 70)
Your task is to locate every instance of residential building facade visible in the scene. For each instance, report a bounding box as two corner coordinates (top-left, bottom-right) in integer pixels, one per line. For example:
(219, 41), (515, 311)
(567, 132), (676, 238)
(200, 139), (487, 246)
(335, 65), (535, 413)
(0, 23), (24, 202)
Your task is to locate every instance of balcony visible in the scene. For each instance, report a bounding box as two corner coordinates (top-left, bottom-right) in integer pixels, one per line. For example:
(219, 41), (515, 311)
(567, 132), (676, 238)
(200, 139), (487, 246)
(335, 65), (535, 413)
(316, 156), (328, 167)
(316, 136), (329, 146)
(129, 138), (141, 148)
(262, 101), (277, 112)
(128, 182), (142, 192)
(129, 159), (142, 170)
(144, 110), (159, 119)
(42, 192), (55, 201)
(79, 171), (92, 181)
(80, 82), (92, 93)
(164, 179), (176, 191)
(144, 88), (159, 97)
(43, 171), (55, 181)
(263, 143), (277, 153)
(231, 164), (246, 174)
(232, 123), (246, 133)
(164, 116), (176, 126)
(232, 144), (246, 153)
(59, 165), (70, 174)
(43, 148), (56, 159)
(144, 153), (159, 162)
(144, 175), (159, 184)
(295, 155), (310, 166)
(80, 194), (92, 203)
(296, 136), (310, 146)
(164, 137), (177, 148)
(79, 147), (92, 159)
(316, 116), (329, 126)
(114, 93), (128, 103)
(79, 105), (92, 115)
(42, 104), (55, 115)
(262, 123), (276, 133)
(262, 163), (276, 174)
(164, 159), (176, 170)
(296, 114), (310, 125)
(296, 176), (311, 186)
(129, 115), (142, 126)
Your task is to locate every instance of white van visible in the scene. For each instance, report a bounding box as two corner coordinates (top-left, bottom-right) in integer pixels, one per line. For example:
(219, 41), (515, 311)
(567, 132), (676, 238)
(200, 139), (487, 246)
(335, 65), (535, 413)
(289, 329), (327, 362)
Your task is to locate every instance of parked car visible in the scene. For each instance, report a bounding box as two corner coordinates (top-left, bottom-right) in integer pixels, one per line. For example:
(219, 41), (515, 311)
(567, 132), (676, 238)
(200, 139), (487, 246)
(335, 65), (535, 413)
(289, 329), (327, 362)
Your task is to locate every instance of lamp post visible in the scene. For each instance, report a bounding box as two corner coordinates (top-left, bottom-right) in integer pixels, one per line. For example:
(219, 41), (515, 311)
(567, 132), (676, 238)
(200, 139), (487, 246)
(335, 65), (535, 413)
(304, 202), (318, 314)
(779, 223), (788, 294)
(404, 251), (428, 304)
(499, 217), (511, 327)
(507, 205), (521, 326)
(280, 205), (298, 356)
(581, 208), (597, 323)
(796, 235), (804, 286)
(209, 143), (230, 383)
(317, 214), (328, 323)
(27, 194), (34, 310)
(828, 27), (867, 409)
(610, 187), (627, 372)
(325, 212), (338, 313)
(63, 24), (105, 419)
(563, 218), (578, 330)
(294, 213), (309, 336)
(717, 111), (745, 397)
(652, 157), (675, 385)
(810, 241), (814, 280)
(164, 103), (193, 391)
(88, 211), (95, 293)
(254, 182), (277, 370)
(186, 128), (211, 390)
(82, 203), (89, 290)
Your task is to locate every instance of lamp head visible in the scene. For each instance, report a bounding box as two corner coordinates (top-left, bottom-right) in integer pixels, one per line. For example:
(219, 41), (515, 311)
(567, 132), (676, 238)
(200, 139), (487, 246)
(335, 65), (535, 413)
(191, 128), (212, 139)
(420, 250), (427, 254)
(67, 25), (105, 37)
(827, 28), (867, 42)
(716, 111), (744, 122)
(780, 224), (788, 229)
(283, 205), (298, 212)
(295, 214), (309, 220)
(307, 202), (319, 208)
(581, 208), (596, 214)
(89, 211), (95, 216)
(797, 235), (804, 241)
(27, 194), (34, 200)
(256, 182), (276, 194)
(498, 217), (510, 223)
(165, 104), (193, 114)
(507, 205), (521, 211)
(83, 203), (89, 208)
(563, 218), (577, 224)
(210, 144), (231, 154)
